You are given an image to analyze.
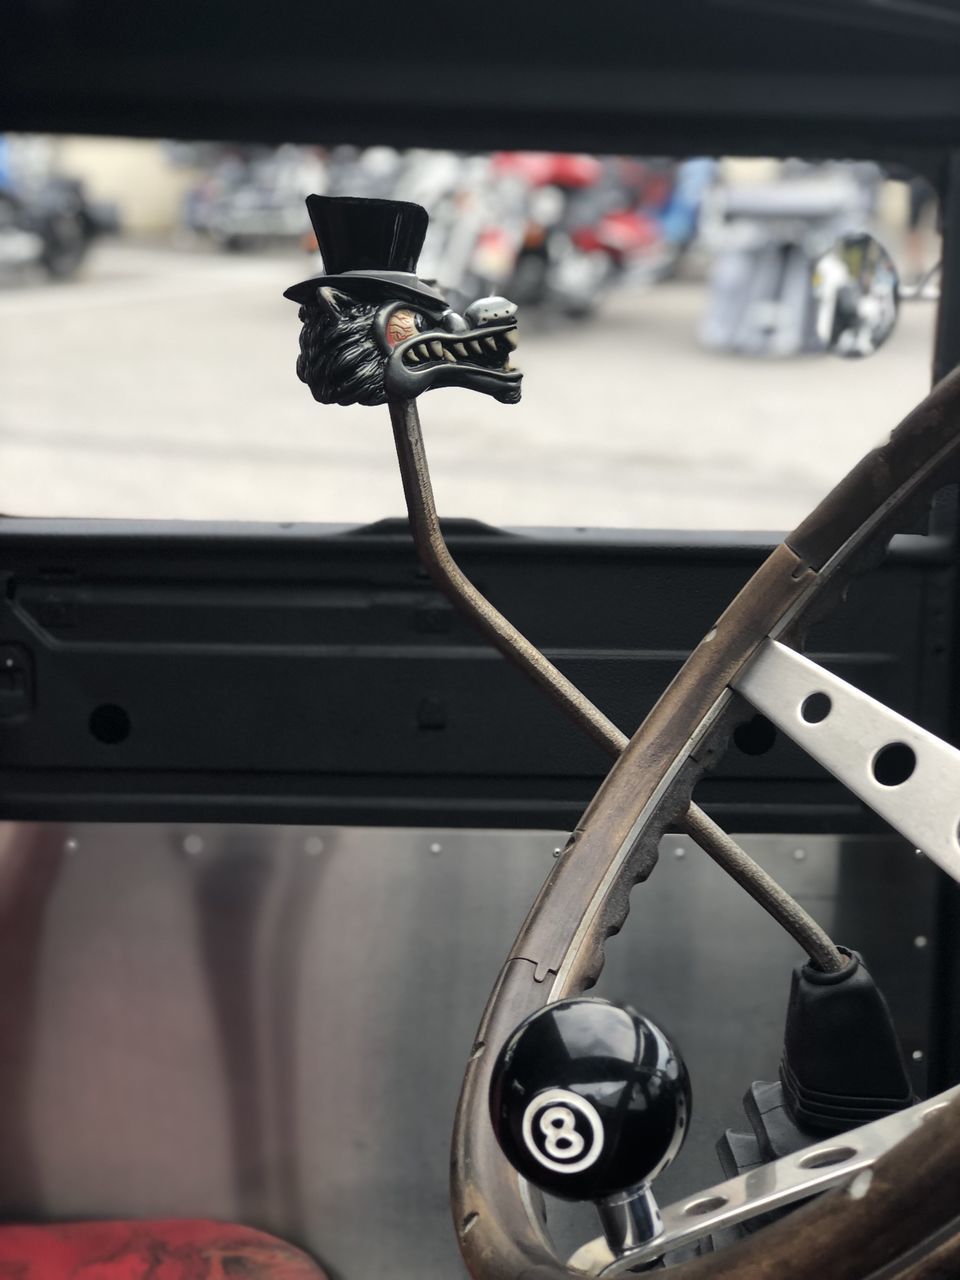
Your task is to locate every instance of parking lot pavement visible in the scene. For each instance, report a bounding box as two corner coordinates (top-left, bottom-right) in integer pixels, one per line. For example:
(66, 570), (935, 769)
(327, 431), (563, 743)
(0, 241), (938, 532)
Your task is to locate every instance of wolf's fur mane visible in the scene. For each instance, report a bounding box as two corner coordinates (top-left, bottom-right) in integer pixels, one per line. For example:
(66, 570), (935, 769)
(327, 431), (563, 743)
(296, 298), (387, 406)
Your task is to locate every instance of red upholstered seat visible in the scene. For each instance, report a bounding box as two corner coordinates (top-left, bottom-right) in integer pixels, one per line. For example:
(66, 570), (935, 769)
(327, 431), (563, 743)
(0, 1219), (328, 1278)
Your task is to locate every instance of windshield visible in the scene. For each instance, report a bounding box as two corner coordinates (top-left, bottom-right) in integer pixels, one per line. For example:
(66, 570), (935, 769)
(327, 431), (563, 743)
(0, 140), (939, 531)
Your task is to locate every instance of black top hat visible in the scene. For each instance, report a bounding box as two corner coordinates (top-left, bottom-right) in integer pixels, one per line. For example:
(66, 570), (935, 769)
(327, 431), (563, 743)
(283, 195), (448, 309)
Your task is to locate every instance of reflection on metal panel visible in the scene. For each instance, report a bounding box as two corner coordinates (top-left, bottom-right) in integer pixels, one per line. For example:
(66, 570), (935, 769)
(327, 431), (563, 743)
(0, 825), (936, 1278)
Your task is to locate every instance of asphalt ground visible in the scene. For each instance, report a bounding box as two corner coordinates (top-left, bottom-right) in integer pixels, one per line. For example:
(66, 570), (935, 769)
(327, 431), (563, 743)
(0, 241), (938, 533)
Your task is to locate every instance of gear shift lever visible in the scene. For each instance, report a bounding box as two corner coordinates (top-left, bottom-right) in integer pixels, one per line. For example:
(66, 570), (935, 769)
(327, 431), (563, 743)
(285, 193), (846, 981)
(488, 998), (690, 1253)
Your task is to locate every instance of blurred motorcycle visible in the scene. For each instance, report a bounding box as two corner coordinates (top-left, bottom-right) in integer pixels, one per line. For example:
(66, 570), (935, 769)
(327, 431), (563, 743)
(0, 136), (111, 280)
(456, 153), (712, 318)
(285, 147), (714, 319)
(184, 145), (326, 251)
(698, 161), (881, 356)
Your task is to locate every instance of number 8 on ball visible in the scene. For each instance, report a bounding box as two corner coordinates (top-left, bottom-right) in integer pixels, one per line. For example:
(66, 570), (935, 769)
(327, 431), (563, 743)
(521, 1088), (605, 1174)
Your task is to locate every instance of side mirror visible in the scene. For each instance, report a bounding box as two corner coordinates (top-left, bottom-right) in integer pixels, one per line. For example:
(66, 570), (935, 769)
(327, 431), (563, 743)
(813, 233), (899, 358)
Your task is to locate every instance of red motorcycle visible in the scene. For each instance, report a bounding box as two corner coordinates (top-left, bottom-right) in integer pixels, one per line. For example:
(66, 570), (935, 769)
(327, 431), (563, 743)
(484, 152), (675, 316)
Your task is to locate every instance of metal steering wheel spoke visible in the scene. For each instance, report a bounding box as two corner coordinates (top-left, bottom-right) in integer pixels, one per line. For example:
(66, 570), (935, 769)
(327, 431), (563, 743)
(565, 1085), (960, 1275)
(733, 639), (960, 885)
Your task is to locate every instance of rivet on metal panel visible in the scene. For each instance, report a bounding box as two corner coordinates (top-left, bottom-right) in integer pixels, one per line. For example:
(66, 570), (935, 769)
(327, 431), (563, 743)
(415, 603), (454, 634)
(0, 645), (33, 720)
(182, 834), (204, 856)
(416, 694), (447, 730)
(304, 836), (325, 856)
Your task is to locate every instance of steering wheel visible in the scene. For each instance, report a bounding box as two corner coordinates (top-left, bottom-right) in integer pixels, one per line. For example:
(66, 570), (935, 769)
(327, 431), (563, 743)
(449, 364), (960, 1278)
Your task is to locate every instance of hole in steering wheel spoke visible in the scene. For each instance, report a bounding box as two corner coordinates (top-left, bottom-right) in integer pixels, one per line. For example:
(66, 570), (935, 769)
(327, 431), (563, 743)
(871, 742), (916, 787)
(800, 692), (831, 723)
(683, 1195), (728, 1217)
(796, 1144), (858, 1169)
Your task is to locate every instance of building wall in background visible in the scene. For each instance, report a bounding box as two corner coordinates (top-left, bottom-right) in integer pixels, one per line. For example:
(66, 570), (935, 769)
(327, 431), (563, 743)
(53, 136), (198, 234)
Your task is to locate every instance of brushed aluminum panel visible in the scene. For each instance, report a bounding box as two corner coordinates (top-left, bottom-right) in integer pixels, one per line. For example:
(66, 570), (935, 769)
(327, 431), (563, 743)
(0, 823), (934, 1277)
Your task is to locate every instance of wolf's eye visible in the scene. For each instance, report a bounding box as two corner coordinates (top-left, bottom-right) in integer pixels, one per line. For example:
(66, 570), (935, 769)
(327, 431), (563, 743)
(386, 309), (420, 347)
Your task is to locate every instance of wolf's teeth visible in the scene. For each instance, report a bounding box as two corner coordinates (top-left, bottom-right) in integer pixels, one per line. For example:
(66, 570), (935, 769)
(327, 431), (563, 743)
(453, 342), (469, 358)
(443, 348), (456, 362)
(418, 343), (432, 360)
(406, 349), (420, 364)
(468, 340), (484, 356)
(504, 329), (518, 349)
(429, 341), (444, 359)
(483, 336), (498, 353)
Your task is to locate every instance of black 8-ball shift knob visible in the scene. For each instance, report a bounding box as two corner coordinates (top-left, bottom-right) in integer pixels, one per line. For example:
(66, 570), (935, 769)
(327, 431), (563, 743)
(489, 998), (690, 1201)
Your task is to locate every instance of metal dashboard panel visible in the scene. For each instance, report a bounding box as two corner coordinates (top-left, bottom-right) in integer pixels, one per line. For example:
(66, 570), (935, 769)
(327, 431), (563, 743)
(0, 823), (935, 1277)
(0, 521), (952, 833)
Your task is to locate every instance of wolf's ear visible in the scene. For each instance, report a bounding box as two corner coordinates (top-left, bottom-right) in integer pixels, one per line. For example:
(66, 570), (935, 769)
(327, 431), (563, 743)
(316, 286), (349, 319)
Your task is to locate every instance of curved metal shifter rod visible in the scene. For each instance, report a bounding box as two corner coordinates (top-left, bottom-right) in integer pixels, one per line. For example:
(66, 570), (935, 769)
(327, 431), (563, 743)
(388, 396), (845, 974)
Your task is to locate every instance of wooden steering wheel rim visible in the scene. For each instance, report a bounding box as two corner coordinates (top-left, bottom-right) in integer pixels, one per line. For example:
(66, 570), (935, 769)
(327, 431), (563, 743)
(451, 366), (960, 1279)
